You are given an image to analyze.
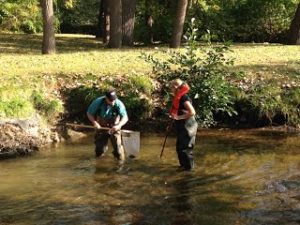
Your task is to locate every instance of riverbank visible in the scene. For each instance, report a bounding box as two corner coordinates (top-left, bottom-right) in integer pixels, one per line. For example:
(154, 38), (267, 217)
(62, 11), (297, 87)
(1, 115), (299, 160)
(0, 33), (299, 159)
(1, 33), (299, 126)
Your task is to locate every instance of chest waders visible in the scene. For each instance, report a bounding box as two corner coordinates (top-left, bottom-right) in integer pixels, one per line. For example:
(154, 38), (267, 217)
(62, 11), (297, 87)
(94, 100), (125, 164)
(175, 115), (198, 170)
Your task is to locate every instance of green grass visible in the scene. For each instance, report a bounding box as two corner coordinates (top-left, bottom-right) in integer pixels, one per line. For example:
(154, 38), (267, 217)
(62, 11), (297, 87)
(0, 33), (151, 81)
(1, 33), (300, 82)
(229, 43), (300, 82)
(0, 33), (300, 124)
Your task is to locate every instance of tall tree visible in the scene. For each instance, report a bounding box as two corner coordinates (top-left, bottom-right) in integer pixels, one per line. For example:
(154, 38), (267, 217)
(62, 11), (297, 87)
(102, 0), (110, 43)
(96, 0), (104, 38)
(122, 0), (136, 46)
(96, 0), (110, 43)
(145, 0), (154, 45)
(40, 0), (56, 54)
(288, 3), (300, 45)
(170, 0), (188, 48)
(109, 0), (122, 48)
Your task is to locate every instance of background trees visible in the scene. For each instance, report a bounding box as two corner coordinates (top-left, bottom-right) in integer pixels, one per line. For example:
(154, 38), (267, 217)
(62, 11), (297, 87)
(108, 0), (122, 48)
(170, 0), (188, 48)
(0, 0), (42, 34)
(288, 3), (300, 44)
(122, 0), (136, 46)
(40, 0), (56, 54)
(190, 0), (298, 43)
(0, 0), (299, 46)
(58, 0), (98, 35)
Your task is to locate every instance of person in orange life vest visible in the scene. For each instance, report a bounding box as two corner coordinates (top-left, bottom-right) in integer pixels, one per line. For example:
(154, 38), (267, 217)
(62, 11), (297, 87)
(87, 89), (128, 164)
(169, 79), (198, 171)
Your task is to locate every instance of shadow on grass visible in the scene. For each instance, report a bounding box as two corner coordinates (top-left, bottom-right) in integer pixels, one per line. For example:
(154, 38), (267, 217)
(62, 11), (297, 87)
(0, 33), (105, 54)
(0, 33), (159, 54)
(233, 62), (300, 79)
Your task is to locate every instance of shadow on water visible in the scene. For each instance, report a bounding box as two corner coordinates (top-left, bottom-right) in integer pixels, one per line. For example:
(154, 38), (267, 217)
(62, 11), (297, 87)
(168, 173), (239, 225)
(0, 196), (110, 225)
(91, 156), (245, 225)
(197, 129), (300, 154)
(1, 130), (300, 225)
(246, 209), (300, 225)
(0, 164), (242, 225)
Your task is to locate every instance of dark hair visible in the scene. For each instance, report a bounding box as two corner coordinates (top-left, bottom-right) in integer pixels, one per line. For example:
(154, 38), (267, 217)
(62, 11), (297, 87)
(105, 89), (117, 101)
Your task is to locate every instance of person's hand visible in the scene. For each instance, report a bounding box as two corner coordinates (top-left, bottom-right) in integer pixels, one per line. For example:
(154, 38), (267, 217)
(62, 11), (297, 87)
(109, 125), (121, 134)
(170, 113), (180, 120)
(93, 122), (101, 130)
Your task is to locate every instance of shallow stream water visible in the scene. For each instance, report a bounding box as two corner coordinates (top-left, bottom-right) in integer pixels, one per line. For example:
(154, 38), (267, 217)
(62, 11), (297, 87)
(0, 129), (300, 225)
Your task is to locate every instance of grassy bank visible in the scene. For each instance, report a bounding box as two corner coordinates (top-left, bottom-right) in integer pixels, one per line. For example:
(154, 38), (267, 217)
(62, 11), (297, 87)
(0, 33), (299, 127)
(1, 34), (300, 80)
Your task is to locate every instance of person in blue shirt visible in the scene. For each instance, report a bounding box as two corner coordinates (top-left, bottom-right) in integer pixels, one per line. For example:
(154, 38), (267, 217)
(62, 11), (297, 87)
(87, 89), (128, 164)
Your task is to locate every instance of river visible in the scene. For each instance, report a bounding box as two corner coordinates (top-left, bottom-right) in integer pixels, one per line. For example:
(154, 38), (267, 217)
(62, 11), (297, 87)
(0, 129), (300, 225)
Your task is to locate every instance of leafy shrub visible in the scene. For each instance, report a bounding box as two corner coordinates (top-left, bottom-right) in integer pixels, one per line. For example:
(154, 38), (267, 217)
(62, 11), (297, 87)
(63, 74), (155, 123)
(0, 1), (42, 33)
(128, 74), (154, 95)
(20, 20), (38, 34)
(0, 86), (34, 118)
(0, 98), (33, 118)
(143, 18), (243, 127)
(246, 81), (284, 124)
(62, 86), (99, 122)
(281, 87), (300, 125)
(235, 79), (300, 126)
(105, 74), (154, 120)
(31, 90), (63, 120)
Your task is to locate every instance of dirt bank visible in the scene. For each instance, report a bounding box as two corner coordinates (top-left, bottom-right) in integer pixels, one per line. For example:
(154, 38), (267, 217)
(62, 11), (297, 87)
(0, 116), (61, 160)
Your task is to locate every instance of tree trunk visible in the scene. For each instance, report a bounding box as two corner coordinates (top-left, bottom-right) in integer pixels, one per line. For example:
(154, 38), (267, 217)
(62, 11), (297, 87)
(170, 0), (188, 48)
(41, 0), (56, 54)
(145, 0), (154, 45)
(96, 0), (104, 38)
(102, 0), (110, 44)
(187, 0), (193, 9)
(109, 0), (122, 48)
(288, 3), (300, 45)
(122, 0), (136, 46)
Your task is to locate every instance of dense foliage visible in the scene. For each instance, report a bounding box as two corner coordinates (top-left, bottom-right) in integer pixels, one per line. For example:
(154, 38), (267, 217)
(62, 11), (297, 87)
(63, 74), (155, 123)
(143, 19), (243, 127)
(192, 0), (298, 43)
(57, 0), (99, 34)
(143, 18), (300, 127)
(0, 0), (298, 43)
(0, 0), (42, 34)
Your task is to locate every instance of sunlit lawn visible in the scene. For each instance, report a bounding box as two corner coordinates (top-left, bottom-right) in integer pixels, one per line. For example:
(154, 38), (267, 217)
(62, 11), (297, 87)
(1, 33), (300, 83)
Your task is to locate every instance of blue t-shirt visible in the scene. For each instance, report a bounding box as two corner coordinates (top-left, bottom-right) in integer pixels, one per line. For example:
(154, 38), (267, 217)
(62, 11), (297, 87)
(87, 96), (127, 119)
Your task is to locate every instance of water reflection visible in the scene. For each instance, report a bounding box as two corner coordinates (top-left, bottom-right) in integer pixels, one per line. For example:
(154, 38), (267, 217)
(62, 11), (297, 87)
(171, 174), (194, 225)
(0, 130), (300, 225)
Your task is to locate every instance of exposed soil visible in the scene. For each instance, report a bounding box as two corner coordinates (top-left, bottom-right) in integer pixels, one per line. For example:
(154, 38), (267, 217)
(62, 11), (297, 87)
(0, 123), (40, 160)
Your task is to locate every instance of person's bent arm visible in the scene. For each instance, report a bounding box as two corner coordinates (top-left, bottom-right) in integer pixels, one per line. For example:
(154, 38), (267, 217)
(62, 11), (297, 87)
(171, 101), (196, 120)
(111, 115), (128, 132)
(87, 112), (101, 129)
